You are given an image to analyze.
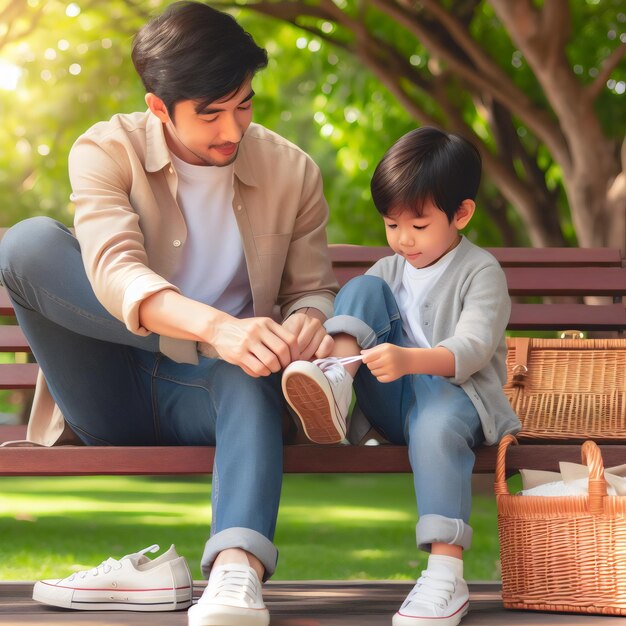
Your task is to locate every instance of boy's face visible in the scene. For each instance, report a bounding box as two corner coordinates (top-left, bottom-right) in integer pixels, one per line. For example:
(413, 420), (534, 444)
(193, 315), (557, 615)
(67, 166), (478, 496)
(383, 200), (473, 269)
(147, 77), (254, 167)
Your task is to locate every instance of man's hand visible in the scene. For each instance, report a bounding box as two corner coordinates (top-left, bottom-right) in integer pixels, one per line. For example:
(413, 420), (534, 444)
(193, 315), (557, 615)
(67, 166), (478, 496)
(361, 343), (414, 382)
(208, 316), (298, 377)
(282, 310), (334, 361)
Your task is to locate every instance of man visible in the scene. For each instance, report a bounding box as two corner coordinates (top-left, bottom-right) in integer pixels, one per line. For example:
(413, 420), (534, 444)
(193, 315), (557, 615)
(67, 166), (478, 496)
(0, 3), (338, 625)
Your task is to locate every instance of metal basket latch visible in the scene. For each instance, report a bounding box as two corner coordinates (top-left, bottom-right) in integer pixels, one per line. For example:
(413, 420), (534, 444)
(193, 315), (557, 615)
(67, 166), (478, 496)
(511, 337), (531, 387)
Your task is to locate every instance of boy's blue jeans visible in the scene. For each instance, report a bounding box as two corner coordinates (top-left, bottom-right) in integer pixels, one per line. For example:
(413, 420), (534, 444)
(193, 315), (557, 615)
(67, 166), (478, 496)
(325, 275), (485, 552)
(0, 217), (282, 579)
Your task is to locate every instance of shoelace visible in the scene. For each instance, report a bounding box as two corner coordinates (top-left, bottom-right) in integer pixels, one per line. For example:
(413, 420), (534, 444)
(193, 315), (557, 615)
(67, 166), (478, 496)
(69, 557), (123, 580)
(67, 544), (160, 581)
(211, 568), (258, 604)
(405, 570), (456, 610)
(314, 355), (363, 383)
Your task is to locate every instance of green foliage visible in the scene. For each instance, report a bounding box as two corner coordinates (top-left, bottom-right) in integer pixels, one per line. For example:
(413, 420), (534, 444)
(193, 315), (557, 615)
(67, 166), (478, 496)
(0, 0), (148, 226)
(241, 12), (417, 244)
(0, 1), (623, 246)
(0, 0), (513, 245)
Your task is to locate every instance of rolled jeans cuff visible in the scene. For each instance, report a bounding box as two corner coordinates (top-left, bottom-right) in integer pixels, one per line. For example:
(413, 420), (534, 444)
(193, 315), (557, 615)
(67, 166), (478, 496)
(201, 527), (278, 582)
(324, 315), (377, 349)
(416, 514), (473, 552)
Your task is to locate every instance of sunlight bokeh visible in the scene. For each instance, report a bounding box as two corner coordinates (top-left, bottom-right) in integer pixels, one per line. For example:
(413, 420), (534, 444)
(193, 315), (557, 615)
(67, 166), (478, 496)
(0, 59), (22, 90)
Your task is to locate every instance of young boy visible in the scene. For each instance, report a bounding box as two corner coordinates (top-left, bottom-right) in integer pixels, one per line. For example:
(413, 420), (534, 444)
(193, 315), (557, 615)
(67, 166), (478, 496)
(282, 126), (521, 626)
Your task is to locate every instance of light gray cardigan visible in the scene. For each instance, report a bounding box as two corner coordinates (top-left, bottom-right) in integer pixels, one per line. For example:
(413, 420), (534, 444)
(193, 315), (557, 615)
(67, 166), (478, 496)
(363, 236), (521, 445)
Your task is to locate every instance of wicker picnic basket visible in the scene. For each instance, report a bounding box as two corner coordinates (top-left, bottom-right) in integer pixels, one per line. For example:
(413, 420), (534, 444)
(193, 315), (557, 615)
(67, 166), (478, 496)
(503, 337), (626, 440)
(495, 434), (626, 615)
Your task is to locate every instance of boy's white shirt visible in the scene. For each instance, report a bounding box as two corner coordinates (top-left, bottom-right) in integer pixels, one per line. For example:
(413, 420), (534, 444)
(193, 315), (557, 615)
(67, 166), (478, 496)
(395, 244), (460, 348)
(364, 236), (521, 445)
(169, 152), (253, 318)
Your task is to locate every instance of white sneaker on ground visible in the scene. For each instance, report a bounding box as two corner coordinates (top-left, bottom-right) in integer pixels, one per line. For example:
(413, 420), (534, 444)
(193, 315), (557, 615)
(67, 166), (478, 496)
(393, 558), (469, 626)
(282, 357), (356, 444)
(32, 544), (192, 611)
(188, 563), (269, 626)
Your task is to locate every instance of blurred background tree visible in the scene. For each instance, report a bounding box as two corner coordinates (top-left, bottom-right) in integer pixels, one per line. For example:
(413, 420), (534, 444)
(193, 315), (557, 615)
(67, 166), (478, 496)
(0, 0), (624, 248)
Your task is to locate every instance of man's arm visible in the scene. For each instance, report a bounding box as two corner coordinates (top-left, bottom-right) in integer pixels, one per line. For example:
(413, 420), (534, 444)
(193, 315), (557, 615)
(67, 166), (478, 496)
(139, 289), (298, 377)
(277, 158), (338, 359)
(282, 306), (334, 361)
(70, 134), (298, 373)
(278, 158), (338, 321)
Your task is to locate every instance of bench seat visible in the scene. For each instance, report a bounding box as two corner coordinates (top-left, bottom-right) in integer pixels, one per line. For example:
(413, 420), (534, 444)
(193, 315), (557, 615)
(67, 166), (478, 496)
(0, 242), (624, 477)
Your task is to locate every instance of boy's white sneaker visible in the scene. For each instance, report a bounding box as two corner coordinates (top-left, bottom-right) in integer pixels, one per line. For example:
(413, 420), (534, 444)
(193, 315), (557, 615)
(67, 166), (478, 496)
(188, 563), (269, 626)
(393, 565), (469, 626)
(282, 357), (354, 444)
(32, 544), (193, 611)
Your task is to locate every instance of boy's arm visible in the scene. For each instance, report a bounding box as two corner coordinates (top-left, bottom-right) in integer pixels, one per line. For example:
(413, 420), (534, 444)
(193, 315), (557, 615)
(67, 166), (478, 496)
(362, 264), (509, 383)
(436, 264), (511, 385)
(361, 344), (454, 383)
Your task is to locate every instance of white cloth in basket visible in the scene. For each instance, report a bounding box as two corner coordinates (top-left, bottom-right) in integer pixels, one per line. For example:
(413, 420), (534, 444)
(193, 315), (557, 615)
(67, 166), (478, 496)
(520, 461), (626, 496)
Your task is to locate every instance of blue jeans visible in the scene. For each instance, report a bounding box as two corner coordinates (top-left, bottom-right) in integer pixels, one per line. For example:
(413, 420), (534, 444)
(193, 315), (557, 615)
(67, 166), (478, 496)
(325, 275), (485, 552)
(0, 217), (283, 578)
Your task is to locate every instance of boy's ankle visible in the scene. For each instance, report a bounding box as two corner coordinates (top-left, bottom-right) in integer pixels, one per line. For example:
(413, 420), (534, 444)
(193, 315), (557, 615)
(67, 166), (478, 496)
(427, 554), (463, 580)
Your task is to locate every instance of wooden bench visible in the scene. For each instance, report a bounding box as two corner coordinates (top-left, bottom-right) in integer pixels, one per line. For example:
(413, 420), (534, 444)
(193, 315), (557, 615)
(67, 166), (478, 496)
(0, 243), (625, 476)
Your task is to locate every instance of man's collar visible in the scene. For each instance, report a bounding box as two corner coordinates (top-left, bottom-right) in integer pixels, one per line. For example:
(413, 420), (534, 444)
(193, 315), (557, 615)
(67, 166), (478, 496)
(233, 130), (258, 187)
(144, 110), (171, 173)
(144, 110), (258, 187)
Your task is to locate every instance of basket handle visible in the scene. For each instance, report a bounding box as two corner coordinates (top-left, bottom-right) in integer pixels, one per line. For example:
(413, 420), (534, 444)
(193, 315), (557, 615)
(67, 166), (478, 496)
(494, 434), (518, 496)
(581, 440), (608, 514)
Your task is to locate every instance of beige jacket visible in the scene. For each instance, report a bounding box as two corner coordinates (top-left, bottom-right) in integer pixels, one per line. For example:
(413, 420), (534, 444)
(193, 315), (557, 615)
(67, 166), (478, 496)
(26, 111), (338, 446)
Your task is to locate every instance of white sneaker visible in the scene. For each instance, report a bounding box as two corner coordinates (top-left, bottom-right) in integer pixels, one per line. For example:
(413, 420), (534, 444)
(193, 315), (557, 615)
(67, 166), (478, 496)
(188, 563), (269, 626)
(282, 357), (355, 444)
(32, 544), (192, 611)
(393, 566), (469, 626)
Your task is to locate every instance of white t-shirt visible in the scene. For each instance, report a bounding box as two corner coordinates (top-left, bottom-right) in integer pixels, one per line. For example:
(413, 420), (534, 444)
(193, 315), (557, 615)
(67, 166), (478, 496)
(393, 245), (460, 348)
(169, 153), (253, 318)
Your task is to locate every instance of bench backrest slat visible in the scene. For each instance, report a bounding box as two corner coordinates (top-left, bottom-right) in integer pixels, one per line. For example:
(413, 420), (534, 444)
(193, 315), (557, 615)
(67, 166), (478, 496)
(0, 363), (39, 389)
(0, 242), (623, 381)
(329, 244), (624, 267)
(0, 326), (30, 351)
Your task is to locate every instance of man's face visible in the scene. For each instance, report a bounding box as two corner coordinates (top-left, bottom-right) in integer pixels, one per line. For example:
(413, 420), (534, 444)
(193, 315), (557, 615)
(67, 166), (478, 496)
(162, 77), (254, 166)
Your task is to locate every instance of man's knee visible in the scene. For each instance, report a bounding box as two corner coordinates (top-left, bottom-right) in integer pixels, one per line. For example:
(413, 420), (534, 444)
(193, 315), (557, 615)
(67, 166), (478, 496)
(0, 217), (71, 278)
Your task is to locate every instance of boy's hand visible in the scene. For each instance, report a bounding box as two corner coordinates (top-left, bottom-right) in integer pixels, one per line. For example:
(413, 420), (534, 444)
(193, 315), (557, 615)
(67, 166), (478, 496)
(282, 310), (334, 361)
(361, 343), (413, 382)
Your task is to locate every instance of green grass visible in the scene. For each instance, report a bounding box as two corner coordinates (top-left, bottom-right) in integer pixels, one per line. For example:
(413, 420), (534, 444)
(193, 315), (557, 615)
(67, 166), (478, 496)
(0, 474), (514, 581)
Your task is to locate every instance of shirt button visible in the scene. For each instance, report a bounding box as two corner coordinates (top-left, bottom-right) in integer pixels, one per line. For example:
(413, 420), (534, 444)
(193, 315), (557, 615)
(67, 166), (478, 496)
(173, 239), (181, 247)
(237, 205), (242, 211)
(168, 166), (174, 174)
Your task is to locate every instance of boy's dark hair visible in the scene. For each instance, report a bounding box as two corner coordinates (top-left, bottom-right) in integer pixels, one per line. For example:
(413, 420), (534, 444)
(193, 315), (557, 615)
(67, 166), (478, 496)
(132, 1), (268, 115)
(370, 126), (482, 222)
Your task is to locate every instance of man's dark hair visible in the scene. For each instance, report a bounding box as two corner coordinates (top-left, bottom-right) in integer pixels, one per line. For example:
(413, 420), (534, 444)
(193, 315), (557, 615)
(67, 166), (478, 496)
(370, 126), (482, 223)
(132, 1), (268, 114)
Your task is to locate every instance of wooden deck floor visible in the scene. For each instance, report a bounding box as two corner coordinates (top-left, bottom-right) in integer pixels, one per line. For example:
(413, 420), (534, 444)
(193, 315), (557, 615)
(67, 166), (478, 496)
(1, 581), (624, 625)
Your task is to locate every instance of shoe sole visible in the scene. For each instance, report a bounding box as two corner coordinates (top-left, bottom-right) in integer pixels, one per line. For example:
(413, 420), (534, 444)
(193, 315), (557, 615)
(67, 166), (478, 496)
(282, 363), (346, 444)
(188, 602), (269, 626)
(392, 601), (469, 626)
(32, 581), (192, 611)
